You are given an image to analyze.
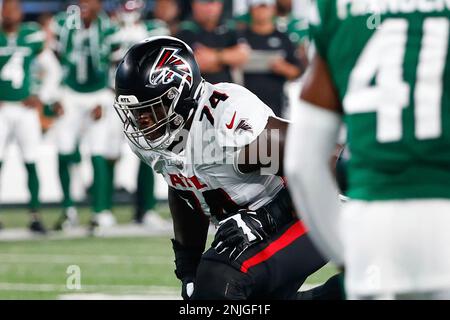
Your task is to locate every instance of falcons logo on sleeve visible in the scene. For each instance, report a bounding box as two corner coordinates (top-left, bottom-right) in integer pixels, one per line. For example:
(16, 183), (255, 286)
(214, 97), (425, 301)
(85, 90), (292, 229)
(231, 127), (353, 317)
(148, 47), (193, 87)
(235, 119), (253, 134)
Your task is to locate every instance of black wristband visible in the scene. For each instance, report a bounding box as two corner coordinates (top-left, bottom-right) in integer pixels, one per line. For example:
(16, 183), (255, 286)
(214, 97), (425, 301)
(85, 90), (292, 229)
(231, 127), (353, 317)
(171, 239), (203, 281)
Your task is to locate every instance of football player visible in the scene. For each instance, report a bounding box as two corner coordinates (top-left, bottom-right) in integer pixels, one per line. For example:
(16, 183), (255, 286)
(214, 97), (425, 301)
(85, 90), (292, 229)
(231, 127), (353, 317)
(0, 0), (47, 233)
(285, 1), (450, 299)
(112, 0), (169, 62)
(113, 36), (342, 299)
(51, 0), (120, 231)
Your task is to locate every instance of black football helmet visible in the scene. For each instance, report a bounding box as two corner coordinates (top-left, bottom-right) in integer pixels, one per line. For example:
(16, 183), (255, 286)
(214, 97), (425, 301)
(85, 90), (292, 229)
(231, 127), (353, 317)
(114, 36), (204, 150)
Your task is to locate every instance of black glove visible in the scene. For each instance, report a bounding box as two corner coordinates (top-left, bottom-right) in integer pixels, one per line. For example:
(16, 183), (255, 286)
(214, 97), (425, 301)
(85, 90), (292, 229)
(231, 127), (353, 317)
(212, 210), (267, 261)
(171, 239), (203, 300)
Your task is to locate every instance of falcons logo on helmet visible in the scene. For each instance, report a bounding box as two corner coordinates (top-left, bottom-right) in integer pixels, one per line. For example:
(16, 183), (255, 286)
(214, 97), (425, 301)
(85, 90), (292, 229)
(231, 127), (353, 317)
(149, 47), (193, 87)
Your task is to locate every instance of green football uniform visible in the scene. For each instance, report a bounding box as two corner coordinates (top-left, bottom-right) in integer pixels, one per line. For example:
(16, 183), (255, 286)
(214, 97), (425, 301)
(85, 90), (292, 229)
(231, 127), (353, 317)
(0, 23), (45, 101)
(277, 14), (309, 46)
(310, 0), (450, 201)
(119, 19), (168, 51)
(53, 12), (119, 93)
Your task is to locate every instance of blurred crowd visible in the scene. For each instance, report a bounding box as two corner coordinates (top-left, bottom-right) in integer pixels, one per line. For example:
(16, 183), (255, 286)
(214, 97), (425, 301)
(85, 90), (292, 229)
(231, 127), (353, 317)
(0, 0), (311, 234)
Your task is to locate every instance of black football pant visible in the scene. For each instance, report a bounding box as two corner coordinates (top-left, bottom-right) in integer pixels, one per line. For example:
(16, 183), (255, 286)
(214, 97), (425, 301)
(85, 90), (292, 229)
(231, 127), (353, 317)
(193, 220), (331, 300)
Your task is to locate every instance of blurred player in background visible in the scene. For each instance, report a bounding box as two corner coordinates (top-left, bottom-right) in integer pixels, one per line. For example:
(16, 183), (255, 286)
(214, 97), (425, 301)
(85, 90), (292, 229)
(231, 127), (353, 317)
(52, 0), (120, 232)
(152, 0), (181, 35)
(286, 0), (450, 299)
(235, 0), (309, 65)
(112, 0), (169, 62)
(112, 0), (170, 227)
(0, 0), (47, 233)
(274, 0), (309, 66)
(176, 0), (249, 84)
(238, 0), (302, 117)
(32, 13), (63, 134)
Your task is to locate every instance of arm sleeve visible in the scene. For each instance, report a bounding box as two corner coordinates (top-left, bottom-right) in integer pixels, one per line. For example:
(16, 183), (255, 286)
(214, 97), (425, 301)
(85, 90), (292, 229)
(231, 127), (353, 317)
(284, 99), (344, 265)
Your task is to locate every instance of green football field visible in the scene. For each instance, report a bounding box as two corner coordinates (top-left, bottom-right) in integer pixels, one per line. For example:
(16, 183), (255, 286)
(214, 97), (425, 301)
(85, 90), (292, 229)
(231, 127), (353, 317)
(0, 206), (338, 300)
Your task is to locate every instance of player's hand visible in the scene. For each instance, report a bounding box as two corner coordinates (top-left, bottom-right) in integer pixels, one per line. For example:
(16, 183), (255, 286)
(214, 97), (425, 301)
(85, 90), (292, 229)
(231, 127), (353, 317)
(22, 96), (43, 110)
(212, 210), (267, 261)
(52, 102), (64, 117)
(270, 57), (292, 76)
(181, 277), (195, 300)
(91, 105), (103, 121)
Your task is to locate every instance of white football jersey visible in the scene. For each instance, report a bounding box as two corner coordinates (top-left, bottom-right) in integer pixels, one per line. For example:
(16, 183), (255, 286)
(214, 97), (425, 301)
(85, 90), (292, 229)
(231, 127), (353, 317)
(130, 82), (285, 222)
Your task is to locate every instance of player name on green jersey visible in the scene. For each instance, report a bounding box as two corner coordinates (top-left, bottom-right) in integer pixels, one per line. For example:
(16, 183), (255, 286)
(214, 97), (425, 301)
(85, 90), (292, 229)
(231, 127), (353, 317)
(337, 0), (450, 18)
(311, 1), (450, 201)
(0, 23), (44, 101)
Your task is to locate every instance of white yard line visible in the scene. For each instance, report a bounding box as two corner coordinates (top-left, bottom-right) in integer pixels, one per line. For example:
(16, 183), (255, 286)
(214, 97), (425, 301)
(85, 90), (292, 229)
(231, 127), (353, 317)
(0, 282), (180, 294)
(58, 293), (181, 300)
(0, 225), (174, 242)
(0, 225), (216, 242)
(57, 284), (321, 300)
(0, 253), (173, 265)
(0, 282), (319, 295)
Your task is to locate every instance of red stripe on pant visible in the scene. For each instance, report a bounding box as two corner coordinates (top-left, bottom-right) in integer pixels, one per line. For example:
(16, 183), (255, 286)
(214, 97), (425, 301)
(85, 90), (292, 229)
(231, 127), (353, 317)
(240, 220), (308, 273)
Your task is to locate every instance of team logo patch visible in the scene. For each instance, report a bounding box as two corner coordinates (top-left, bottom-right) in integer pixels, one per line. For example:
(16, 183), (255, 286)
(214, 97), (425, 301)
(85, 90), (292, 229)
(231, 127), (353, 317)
(235, 119), (253, 134)
(148, 47), (193, 87)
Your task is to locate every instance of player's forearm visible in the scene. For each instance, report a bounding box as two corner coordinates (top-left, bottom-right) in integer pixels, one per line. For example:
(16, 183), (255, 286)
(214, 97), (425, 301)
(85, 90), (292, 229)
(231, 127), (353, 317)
(169, 187), (209, 285)
(284, 100), (344, 266)
(173, 218), (209, 251)
(169, 187), (209, 249)
(279, 61), (302, 80)
(218, 44), (249, 68)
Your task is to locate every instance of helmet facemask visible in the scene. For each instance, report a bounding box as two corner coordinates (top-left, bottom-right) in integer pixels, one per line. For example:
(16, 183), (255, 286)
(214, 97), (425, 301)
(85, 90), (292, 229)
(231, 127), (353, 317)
(114, 84), (188, 151)
(114, 37), (204, 151)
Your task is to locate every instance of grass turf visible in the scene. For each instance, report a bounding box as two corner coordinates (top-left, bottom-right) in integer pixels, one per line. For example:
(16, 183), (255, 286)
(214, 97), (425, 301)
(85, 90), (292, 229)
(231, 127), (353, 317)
(0, 206), (338, 300)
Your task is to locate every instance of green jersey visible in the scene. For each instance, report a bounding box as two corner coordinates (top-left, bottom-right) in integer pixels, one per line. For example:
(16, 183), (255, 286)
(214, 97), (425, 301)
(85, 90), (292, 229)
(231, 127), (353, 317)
(276, 14), (309, 46)
(310, 0), (450, 201)
(53, 12), (119, 93)
(0, 23), (45, 101)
